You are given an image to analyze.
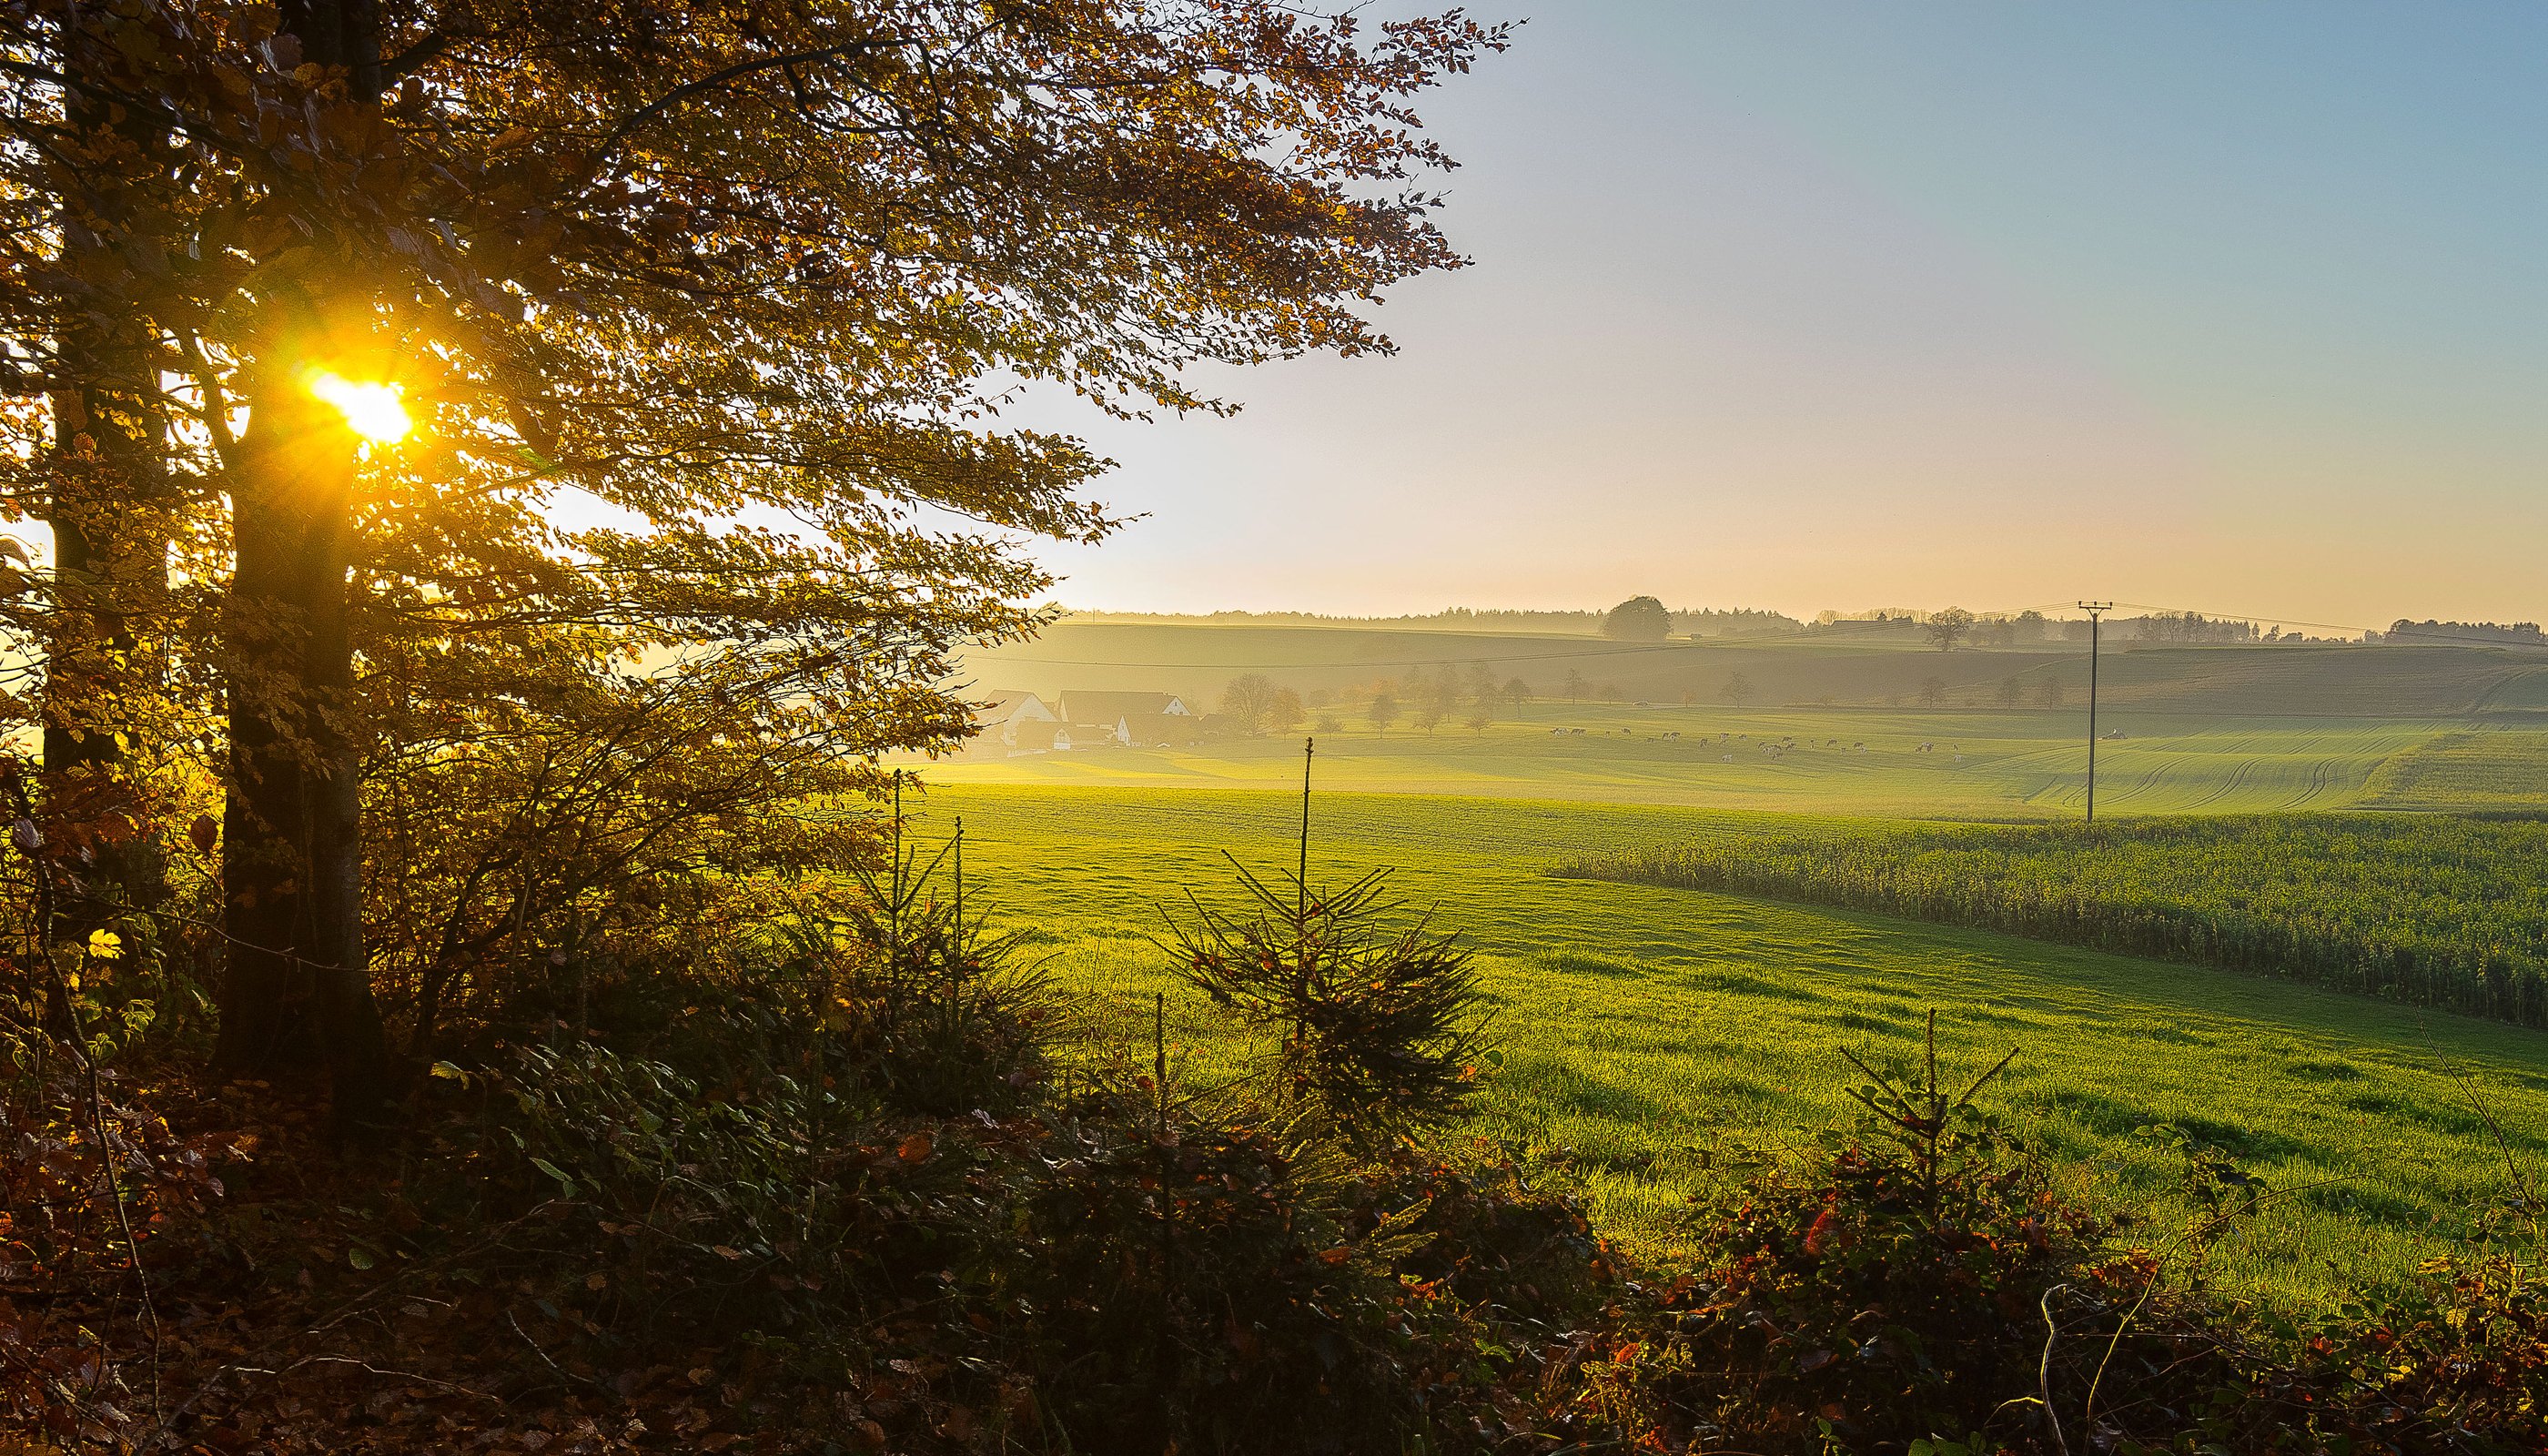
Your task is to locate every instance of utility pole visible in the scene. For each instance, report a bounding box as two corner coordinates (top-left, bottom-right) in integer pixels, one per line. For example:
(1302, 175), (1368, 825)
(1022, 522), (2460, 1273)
(2078, 602), (2112, 822)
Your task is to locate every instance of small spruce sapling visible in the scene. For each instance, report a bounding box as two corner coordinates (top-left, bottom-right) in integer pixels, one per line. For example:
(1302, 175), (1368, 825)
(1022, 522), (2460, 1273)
(1164, 740), (1489, 1146)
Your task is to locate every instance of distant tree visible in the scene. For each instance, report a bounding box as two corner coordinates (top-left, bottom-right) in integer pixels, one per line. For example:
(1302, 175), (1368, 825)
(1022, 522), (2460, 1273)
(1925, 607), (1976, 652)
(1997, 676), (2023, 708)
(1266, 688), (1307, 735)
(1422, 670), (1460, 719)
(1503, 676), (1533, 703)
(1414, 703), (1444, 733)
(2013, 610), (2048, 642)
(2036, 679), (2065, 709)
(1596, 682), (1623, 702)
(1315, 713), (1345, 734)
(1368, 691), (1401, 736)
(1722, 672), (1756, 707)
(1562, 670), (1590, 703)
(1464, 708), (1492, 733)
(1919, 676), (1948, 708)
(1221, 673), (1282, 733)
(1602, 595), (1673, 642)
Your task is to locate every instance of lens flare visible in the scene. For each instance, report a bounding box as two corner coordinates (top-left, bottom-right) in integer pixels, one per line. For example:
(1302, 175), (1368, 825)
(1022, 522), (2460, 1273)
(306, 370), (413, 443)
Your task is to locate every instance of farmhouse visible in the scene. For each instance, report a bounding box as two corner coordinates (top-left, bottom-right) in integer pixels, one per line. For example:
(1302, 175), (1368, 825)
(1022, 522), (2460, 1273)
(969, 689), (1059, 751)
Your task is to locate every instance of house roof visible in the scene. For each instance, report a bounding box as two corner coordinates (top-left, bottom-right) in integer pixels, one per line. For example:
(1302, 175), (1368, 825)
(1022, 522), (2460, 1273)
(970, 689), (1056, 724)
(1059, 691), (1184, 723)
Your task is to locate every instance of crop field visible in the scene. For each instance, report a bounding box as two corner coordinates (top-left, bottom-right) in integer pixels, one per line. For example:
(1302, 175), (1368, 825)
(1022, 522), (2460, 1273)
(927, 702), (2456, 817)
(1566, 815), (2548, 1026)
(2362, 728), (2548, 810)
(898, 783), (2548, 1309)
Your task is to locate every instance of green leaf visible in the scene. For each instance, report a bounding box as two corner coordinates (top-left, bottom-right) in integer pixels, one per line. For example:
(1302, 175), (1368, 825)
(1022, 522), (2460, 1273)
(530, 1157), (579, 1198)
(349, 1246), (376, 1270)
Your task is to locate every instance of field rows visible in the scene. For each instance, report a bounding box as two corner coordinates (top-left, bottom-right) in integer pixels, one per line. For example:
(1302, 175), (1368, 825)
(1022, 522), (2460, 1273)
(1568, 815), (2548, 1026)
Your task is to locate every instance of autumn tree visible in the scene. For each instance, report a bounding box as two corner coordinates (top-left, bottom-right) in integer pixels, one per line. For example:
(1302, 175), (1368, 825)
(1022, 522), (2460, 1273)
(1602, 595), (1671, 642)
(0, 1), (1509, 1121)
(1264, 687), (1307, 736)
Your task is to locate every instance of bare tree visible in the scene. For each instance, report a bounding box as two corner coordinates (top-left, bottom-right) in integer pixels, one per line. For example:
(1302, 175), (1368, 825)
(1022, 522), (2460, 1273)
(1721, 672), (1756, 707)
(1221, 673), (1282, 733)
(1925, 607), (1976, 652)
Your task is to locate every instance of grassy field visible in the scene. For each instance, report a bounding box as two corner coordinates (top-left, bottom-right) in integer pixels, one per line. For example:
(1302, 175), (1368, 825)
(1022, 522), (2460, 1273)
(1565, 815), (2548, 1026)
(928, 702), (2455, 817)
(901, 783), (2548, 1309)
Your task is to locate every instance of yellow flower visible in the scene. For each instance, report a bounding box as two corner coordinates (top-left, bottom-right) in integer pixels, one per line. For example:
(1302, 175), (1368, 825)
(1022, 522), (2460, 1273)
(86, 929), (121, 961)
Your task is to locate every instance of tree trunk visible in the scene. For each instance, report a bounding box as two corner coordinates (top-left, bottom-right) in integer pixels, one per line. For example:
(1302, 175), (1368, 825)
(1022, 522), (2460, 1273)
(213, 368), (390, 1126)
(211, 0), (393, 1128)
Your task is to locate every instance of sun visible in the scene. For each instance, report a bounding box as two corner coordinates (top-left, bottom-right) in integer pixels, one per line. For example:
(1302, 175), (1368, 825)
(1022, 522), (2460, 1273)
(306, 370), (413, 444)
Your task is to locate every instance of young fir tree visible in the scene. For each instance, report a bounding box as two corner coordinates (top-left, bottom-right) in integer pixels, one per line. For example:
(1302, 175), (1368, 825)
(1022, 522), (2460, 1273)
(1165, 742), (1487, 1146)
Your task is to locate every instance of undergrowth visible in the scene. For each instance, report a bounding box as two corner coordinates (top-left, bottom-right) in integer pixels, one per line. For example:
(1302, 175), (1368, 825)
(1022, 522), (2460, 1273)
(2, 814), (2541, 1452)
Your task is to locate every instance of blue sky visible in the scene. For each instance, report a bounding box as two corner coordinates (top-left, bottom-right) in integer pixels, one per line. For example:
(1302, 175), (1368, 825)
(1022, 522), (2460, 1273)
(1019, 2), (2548, 627)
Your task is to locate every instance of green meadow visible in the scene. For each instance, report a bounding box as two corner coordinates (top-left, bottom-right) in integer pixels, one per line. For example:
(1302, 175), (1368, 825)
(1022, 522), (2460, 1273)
(905, 784), (2548, 1309)
(932, 700), (2447, 817)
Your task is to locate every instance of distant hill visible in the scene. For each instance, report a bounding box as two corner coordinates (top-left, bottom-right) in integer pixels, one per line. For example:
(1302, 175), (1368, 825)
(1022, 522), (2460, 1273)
(957, 622), (2548, 720)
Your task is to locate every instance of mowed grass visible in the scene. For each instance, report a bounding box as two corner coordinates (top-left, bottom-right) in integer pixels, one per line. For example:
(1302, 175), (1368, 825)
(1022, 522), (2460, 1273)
(925, 703), (2452, 818)
(903, 784), (2548, 1309)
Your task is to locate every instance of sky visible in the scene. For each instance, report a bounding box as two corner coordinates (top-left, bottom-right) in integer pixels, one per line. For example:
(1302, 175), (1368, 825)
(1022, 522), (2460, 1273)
(1010, 1), (2548, 629)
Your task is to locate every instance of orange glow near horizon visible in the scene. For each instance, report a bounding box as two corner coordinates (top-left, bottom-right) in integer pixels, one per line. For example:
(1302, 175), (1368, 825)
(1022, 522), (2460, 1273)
(307, 370), (413, 444)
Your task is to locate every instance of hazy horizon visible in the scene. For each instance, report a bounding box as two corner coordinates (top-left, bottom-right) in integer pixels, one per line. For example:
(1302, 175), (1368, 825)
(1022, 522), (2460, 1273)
(1006, 2), (2548, 628)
